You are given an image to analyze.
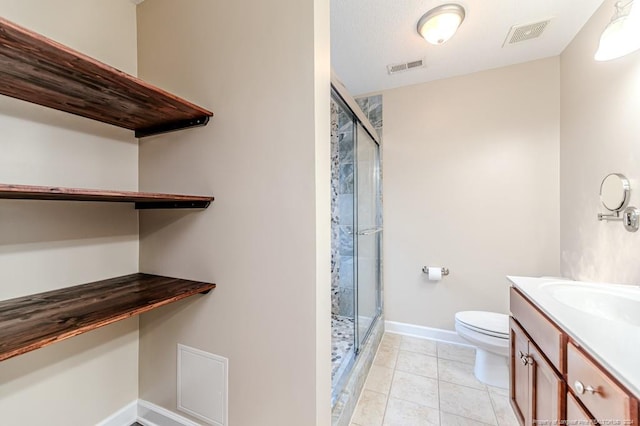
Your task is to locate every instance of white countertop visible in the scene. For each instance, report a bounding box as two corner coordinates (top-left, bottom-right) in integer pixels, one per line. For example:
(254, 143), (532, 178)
(508, 275), (640, 398)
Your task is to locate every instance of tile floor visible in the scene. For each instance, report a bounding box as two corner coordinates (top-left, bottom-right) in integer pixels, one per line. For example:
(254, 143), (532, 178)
(350, 333), (518, 426)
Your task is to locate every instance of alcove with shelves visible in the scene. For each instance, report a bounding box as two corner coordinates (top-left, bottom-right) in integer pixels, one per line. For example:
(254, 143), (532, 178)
(0, 16), (215, 360)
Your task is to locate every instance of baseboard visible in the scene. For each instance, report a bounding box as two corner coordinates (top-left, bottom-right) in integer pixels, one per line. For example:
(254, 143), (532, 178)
(98, 400), (202, 426)
(137, 400), (202, 426)
(96, 401), (138, 426)
(385, 320), (470, 345)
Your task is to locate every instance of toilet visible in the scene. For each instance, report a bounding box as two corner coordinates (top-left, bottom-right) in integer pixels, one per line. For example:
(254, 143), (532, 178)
(455, 311), (509, 389)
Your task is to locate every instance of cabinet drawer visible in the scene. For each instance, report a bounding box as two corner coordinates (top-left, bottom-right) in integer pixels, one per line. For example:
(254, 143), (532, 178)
(510, 287), (564, 372)
(566, 392), (596, 425)
(567, 342), (637, 423)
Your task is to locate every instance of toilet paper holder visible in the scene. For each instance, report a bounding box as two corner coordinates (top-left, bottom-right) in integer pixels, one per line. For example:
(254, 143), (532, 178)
(422, 266), (450, 276)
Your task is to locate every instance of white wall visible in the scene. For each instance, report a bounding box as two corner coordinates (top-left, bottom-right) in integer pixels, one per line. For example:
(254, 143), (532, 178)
(136, 1), (331, 425)
(0, 1), (140, 424)
(560, 0), (640, 284)
(382, 58), (561, 330)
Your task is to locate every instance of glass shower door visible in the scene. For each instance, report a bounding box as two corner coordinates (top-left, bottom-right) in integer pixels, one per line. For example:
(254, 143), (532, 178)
(355, 124), (381, 349)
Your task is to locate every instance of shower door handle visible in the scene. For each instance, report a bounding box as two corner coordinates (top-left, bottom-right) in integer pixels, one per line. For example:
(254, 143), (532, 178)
(356, 228), (383, 236)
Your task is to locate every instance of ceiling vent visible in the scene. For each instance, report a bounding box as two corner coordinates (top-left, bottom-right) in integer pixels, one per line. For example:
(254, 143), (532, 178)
(387, 59), (424, 75)
(503, 19), (551, 47)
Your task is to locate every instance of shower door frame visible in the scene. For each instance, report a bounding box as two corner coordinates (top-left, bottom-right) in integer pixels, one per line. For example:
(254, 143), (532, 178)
(330, 85), (382, 356)
(353, 121), (382, 354)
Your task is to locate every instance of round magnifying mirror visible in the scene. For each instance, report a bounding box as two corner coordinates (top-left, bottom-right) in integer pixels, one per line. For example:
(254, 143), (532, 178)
(600, 173), (630, 212)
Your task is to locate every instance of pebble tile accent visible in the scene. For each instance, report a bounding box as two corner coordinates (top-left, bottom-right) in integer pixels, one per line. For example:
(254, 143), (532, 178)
(332, 315), (355, 381)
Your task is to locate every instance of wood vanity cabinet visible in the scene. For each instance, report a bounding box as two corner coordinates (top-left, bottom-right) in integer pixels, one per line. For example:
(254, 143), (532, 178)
(510, 287), (639, 426)
(510, 317), (564, 426)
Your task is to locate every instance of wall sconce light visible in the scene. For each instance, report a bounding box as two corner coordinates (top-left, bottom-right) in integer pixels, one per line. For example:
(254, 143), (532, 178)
(595, 0), (640, 61)
(417, 4), (466, 45)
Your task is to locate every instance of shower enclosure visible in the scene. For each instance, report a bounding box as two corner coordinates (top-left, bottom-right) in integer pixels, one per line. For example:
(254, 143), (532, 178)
(330, 87), (382, 405)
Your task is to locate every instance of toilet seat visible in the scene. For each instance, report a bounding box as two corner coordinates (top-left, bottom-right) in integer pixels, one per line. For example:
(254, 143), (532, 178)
(455, 311), (509, 339)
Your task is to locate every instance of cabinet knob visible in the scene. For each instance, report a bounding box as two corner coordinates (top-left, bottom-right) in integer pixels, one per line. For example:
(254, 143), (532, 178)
(518, 351), (532, 366)
(574, 380), (598, 395)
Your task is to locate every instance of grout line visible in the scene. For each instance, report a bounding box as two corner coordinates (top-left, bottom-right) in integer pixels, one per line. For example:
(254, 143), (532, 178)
(439, 388), (498, 426)
(436, 354), (442, 426)
(439, 408), (495, 426)
(380, 335), (401, 424)
(436, 342), (442, 426)
(381, 367), (394, 425)
(487, 391), (498, 426)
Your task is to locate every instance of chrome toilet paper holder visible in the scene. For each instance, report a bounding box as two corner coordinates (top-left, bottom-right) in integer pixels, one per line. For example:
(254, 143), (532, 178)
(422, 266), (450, 276)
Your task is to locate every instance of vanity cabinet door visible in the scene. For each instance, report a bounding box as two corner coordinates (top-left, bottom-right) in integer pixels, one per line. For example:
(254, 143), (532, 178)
(510, 318), (530, 426)
(529, 342), (564, 425)
(510, 317), (564, 426)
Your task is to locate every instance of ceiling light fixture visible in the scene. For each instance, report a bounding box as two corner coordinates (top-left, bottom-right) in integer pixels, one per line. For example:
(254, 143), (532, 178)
(417, 4), (466, 45)
(595, 0), (640, 61)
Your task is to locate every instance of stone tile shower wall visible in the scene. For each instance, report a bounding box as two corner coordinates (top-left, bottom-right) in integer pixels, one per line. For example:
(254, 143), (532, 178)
(356, 95), (383, 140)
(331, 101), (340, 316)
(330, 95), (382, 318)
(331, 100), (355, 317)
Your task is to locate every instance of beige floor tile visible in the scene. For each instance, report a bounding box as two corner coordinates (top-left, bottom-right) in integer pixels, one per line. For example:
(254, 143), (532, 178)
(395, 350), (438, 379)
(438, 357), (486, 390)
(439, 381), (497, 425)
(441, 412), (495, 426)
(354, 337), (513, 426)
(351, 390), (387, 426)
(374, 344), (399, 369)
(365, 365), (394, 394)
(389, 370), (439, 409)
(400, 336), (437, 356)
(383, 397), (440, 426)
(437, 342), (476, 364)
(381, 332), (402, 348)
(489, 391), (518, 426)
(487, 385), (509, 397)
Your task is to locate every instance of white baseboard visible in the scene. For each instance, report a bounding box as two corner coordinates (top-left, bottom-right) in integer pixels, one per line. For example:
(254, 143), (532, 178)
(96, 401), (138, 426)
(385, 320), (471, 346)
(97, 400), (202, 426)
(137, 400), (202, 426)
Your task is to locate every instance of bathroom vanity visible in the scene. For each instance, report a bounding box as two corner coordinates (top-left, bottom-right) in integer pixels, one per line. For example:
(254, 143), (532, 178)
(508, 276), (640, 426)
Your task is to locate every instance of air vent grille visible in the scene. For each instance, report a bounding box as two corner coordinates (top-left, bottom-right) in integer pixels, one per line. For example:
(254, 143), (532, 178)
(387, 59), (424, 75)
(503, 19), (551, 46)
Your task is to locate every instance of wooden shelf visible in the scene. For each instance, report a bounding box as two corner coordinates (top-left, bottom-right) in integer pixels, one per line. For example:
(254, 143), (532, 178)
(0, 183), (214, 209)
(0, 273), (215, 362)
(0, 17), (213, 137)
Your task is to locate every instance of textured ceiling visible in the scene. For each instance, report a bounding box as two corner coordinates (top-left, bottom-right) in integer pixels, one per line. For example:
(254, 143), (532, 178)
(331, 0), (606, 95)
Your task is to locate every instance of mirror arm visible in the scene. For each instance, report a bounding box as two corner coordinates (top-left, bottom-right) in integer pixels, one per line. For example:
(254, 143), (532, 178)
(598, 212), (623, 221)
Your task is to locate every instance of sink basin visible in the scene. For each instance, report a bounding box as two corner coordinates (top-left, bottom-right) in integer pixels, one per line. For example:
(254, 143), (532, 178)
(540, 282), (640, 326)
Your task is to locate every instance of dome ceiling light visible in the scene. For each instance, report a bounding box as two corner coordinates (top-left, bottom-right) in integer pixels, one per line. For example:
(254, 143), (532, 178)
(595, 0), (640, 61)
(417, 3), (466, 45)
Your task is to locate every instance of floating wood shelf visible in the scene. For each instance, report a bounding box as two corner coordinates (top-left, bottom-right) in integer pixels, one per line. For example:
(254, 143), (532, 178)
(0, 17), (213, 137)
(0, 183), (214, 209)
(0, 273), (215, 362)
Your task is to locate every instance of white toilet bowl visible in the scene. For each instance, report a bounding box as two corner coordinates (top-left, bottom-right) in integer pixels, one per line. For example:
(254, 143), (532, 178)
(455, 311), (509, 388)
